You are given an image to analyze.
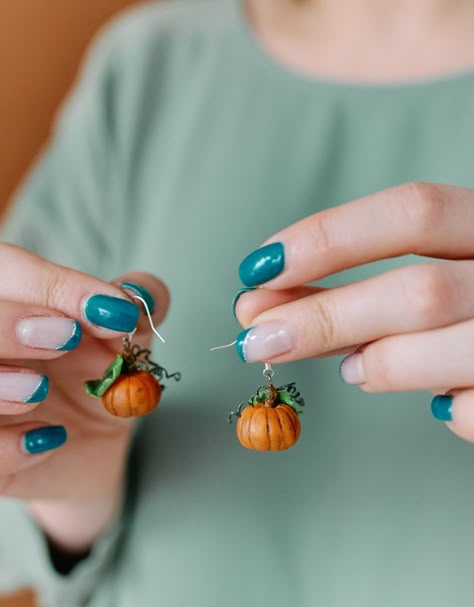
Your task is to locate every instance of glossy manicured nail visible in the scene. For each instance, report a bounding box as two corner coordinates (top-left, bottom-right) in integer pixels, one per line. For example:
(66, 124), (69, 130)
(239, 242), (285, 286)
(0, 373), (49, 404)
(231, 287), (257, 318)
(17, 318), (82, 351)
(235, 323), (293, 363)
(84, 294), (139, 332)
(339, 354), (366, 385)
(23, 425), (67, 455)
(431, 395), (453, 421)
(121, 282), (155, 314)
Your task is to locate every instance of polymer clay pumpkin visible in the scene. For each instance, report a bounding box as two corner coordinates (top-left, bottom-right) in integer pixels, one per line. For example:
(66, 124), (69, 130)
(102, 370), (162, 417)
(230, 383), (305, 452)
(84, 344), (180, 418)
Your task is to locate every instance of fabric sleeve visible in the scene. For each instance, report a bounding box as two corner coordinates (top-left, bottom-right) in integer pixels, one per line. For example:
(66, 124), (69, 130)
(0, 15), (134, 607)
(0, 499), (124, 607)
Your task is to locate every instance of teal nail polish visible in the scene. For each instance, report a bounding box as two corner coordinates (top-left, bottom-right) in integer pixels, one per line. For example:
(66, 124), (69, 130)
(239, 242), (285, 287)
(431, 395), (453, 421)
(23, 425), (67, 455)
(231, 287), (257, 318)
(84, 295), (139, 332)
(121, 282), (155, 314)
(25, 375), (49, 404)
(57, 321), (82, 351)
(236, 327), (253, 362)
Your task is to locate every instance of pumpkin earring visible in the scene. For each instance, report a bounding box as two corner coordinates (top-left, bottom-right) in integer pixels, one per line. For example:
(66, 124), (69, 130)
(212, 333), (305, 451)
(84, 295), (181, 418)
(228, 363), (305, 452)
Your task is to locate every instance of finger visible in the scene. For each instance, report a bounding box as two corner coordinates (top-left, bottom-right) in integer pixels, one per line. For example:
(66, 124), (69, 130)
(234, 286), (320, 326)
(429, 389), (474, 444)
(0, 301), (82, 360)
(235, 260), (474, 363)
(0, 244), (140, 338)
(0, 366), (49, 413)
(238, 183), (474, 288)
(114, 272), (170, 333)
(338, 318), (474, 393)
(0, 422), (66, 479)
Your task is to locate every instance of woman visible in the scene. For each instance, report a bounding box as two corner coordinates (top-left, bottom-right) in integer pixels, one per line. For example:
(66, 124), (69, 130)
(1, 0), (474, 604)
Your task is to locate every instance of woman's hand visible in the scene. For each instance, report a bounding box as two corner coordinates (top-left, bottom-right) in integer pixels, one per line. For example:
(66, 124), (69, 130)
(0, 243), (168, 550)
(233, 183), (474, 443)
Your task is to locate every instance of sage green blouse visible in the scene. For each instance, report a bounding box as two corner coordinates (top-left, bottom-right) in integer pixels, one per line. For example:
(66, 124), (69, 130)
(2, 1), (474, 605)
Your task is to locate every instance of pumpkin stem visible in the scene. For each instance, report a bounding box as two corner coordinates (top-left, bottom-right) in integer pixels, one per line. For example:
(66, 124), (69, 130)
(264, 384), (279, 408)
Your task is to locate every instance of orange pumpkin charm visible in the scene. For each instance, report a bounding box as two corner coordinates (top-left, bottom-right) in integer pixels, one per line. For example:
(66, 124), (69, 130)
(230, 383), (305, 452)
(237, 402), (301, 451)
(102, 370), (162, 418)
(84, 344), (181, 418)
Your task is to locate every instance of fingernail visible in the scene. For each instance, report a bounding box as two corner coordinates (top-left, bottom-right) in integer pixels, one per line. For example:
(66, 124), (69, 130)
(121, 282), (155, 314)
(339, 354), (366, 385)
(23, 425), (67, 455)
(235, 323), (293, 363)
(431, 395), (453, 421)
(0, 373), (49, 404)
(231, 287), (257, 318)
(239, 242), (285, 286)
(17, 318), (82, 351)
(84, 294), (139, 332)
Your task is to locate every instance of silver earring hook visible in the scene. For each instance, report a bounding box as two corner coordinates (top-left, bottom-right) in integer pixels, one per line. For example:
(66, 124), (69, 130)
(211, 337), (274, 383)
(130, 295), (165, 344)
(210, 340), (237, 351)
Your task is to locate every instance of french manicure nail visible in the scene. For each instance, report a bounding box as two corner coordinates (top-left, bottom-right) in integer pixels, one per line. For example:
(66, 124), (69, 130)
(84, 294), (139, 332)
(339, 354), (366, 385)
(121, 282), (155, 314)
(239, 242), (285, 286)
(23, 425), (67, 455)
(231, 287), (257, 318)
(431, 395), (453, 421)
(235, 323), (293, 363)
(17, 318), (82, 351)
(0, 373), (49, 404)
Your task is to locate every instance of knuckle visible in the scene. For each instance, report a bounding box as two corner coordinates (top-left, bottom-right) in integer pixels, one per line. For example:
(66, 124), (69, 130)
(32, 268), (68, 310)
(310, 297), (338, 351)
(362, 342), (399, 391)
(307, 214), (334, 258)
(401, 182), (446, 237)
(407, 264), (454, 323)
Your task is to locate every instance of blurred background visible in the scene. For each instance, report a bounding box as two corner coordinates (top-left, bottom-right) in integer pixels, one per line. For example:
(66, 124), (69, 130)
(0, 2), (147, 604)
(0, 0), (146, 218)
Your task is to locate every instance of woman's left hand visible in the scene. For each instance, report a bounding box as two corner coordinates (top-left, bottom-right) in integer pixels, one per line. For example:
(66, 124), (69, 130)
(233, 182), (474, 442)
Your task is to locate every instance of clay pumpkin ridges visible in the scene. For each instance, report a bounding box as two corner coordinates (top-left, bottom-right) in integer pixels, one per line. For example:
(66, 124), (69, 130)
(133, 372), (160, 416)
(235, 401), (302, 451)
(130, 372), (161, 416)
(102, 371), (161, 418)
(236, 407), (253, 449)
(267, 408), (283, 451)
(276, 405), (300, 449)
(251, 405), (271, 451)
(237, 404), (263, 450)
(136, 374), (153, 414)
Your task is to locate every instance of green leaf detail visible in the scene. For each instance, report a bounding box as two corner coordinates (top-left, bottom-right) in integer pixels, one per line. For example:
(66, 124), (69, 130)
(84, 355), (124, 398)
(277, 390), (296, 406)
(277, 383), (305, 409)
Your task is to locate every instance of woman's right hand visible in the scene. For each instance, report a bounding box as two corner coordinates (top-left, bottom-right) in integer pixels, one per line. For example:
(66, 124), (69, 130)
(0, 243), (169, 549)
